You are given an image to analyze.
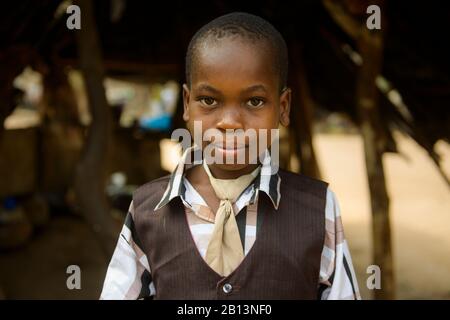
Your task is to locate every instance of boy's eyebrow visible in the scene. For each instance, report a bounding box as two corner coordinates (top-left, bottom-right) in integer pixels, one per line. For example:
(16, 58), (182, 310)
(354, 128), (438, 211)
(194, 84), (269, 95)
(242, 84), (268, 94)
(194, 84), (222, 95)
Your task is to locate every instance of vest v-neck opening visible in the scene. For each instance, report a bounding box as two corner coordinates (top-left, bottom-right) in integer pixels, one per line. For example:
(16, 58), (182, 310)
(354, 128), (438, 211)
(182, 195), (270, 280)
(183, 174), (256, 218)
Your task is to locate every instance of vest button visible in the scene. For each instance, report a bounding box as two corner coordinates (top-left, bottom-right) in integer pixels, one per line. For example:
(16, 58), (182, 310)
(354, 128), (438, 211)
(222, 283), (233, 294)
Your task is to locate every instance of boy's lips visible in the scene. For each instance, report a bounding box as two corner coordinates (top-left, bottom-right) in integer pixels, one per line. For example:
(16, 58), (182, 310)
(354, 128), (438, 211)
(212, 143), (247, 150)
(211, 142), (248, 157)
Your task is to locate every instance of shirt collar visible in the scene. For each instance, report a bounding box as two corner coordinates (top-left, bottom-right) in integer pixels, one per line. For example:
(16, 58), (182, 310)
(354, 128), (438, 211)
(154, 145), (281, 211)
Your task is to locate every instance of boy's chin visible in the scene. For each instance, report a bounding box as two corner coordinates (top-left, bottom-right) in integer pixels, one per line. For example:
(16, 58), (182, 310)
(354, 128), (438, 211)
(210, 162), (258, 173)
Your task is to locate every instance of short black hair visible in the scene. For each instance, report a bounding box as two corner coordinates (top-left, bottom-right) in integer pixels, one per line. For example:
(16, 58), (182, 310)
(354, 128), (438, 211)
(185, 12), (288, 92)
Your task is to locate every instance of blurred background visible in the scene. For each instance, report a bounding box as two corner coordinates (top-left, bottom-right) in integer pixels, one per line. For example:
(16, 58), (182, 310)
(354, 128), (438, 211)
(0, 0), (449, 299)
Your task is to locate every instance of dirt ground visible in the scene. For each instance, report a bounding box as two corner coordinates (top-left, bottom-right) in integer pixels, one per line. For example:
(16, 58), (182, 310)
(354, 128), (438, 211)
(314, 131), (450, 299)
(0, 216), (107, 299)
(0, 131), (448, 299)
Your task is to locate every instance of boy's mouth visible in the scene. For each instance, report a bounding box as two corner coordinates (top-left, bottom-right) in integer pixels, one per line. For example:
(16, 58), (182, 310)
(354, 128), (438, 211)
(211, 142), (248, 157)
(212, 142), (247, 149)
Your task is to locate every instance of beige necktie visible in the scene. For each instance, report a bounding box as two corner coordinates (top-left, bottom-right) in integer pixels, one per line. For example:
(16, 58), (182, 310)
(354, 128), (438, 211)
(203, 162), (260, 276)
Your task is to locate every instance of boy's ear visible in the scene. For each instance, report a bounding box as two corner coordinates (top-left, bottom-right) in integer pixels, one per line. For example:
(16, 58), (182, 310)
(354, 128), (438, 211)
(279, 87), (291, 126)
(182, 84), (190, 121)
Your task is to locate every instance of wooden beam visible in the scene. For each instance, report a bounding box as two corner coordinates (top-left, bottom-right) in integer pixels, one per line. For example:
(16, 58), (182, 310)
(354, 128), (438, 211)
(322, 0), (362, 40)
(74, 0), (119, 258)
(289, 43), (321, 179)
(355, 23), (395, 299)
(59, 58), (181, 82)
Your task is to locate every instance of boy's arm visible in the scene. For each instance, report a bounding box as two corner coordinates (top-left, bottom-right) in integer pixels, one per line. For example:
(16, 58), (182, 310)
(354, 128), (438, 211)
(100, 201), (155, 300)
(318, 188), (361, 300)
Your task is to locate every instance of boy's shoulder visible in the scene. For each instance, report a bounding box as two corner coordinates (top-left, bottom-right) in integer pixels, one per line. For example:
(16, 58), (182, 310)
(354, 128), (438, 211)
(277, 168), (329, 196)
(132, 174), (172, 211)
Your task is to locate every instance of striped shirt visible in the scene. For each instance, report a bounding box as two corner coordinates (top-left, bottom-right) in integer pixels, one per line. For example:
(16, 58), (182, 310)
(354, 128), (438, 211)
(100, 147), (361, 300)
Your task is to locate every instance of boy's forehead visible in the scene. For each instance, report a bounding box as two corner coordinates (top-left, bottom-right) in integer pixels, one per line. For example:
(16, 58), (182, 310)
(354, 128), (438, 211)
(191, 38), (278, 89)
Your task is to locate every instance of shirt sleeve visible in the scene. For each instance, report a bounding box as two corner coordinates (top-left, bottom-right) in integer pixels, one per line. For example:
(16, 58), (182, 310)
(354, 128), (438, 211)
(100, 201), (155, 300)
(318, 188), (361, 300)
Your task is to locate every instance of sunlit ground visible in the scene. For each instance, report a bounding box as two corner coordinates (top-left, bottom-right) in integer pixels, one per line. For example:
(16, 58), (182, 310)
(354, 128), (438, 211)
(314, 131), (450, 299)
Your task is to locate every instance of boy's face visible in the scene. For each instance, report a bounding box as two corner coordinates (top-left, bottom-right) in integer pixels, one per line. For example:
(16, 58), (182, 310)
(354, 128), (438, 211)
(183, 37), (291, 178)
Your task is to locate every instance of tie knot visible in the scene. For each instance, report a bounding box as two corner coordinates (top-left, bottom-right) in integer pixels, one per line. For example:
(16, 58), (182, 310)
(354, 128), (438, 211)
(219, 199), (233, 212)
(203, 161), (261, 202)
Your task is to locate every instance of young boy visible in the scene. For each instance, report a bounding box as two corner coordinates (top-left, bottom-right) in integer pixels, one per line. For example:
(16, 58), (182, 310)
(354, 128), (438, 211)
(100, 12), (360, 300)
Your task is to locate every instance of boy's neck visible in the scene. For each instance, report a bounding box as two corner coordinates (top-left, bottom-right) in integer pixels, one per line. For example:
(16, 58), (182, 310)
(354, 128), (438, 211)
(185, 163), (260, 214)
(185, 163), (260, 189)
(207, 163), (260, 180)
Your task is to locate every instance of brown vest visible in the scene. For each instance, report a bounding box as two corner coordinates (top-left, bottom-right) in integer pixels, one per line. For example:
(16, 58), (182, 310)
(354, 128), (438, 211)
(132, 169), (328, 300)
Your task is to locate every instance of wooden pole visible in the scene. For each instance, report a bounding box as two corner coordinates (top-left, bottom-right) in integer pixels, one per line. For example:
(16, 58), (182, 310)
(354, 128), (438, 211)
(356, 25), (394, 299)
(289, 43), (321, 179)
(322, 0), (395, 299)
(74, 0), (118, 258)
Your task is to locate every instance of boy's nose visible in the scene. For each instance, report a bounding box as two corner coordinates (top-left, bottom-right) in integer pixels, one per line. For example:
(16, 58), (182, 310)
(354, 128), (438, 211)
(216, 108), (244, 130)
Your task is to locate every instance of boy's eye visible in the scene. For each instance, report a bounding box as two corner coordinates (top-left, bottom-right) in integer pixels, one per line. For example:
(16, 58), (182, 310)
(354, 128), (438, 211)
(246, 97), (265, 108)
(199, 97), (218, 107)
